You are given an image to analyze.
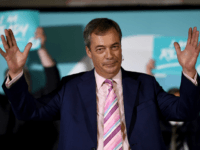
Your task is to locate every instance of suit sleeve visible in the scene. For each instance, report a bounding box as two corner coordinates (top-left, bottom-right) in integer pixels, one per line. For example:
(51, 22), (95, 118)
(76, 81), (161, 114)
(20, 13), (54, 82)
(34, 65), (61, 99)
(2, 74), (64, 121)
(154, 73), (200, 121)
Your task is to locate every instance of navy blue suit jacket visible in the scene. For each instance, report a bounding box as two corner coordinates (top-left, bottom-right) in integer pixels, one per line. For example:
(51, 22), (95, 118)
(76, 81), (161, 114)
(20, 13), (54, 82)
(2, 68), (200, 150)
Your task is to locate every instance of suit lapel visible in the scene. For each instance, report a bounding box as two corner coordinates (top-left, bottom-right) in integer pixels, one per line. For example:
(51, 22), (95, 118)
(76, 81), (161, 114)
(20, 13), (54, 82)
(77, 69), (97, 146)
(122, 69), (140, 139)
(77, 68), (140, 145)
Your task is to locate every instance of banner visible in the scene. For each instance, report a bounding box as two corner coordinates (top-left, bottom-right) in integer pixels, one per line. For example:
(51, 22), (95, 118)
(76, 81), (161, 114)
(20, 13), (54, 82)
(0, 10), (40, 52)
(153, 36), (200, 77)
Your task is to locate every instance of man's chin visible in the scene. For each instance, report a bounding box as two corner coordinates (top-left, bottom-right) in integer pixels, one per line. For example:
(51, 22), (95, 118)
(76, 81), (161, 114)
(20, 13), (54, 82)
(104, 67), (120, 75)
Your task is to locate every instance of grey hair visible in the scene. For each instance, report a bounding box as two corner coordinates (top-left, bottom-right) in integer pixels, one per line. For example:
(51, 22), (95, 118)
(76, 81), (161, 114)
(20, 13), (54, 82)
(83, 18), (122, 49)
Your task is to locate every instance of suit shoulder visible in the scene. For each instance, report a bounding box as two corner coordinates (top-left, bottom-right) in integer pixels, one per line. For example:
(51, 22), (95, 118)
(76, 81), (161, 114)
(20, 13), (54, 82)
(60, 71), (85, 84)
(125, 70), (155, 80)
(51, 71), (86, 93)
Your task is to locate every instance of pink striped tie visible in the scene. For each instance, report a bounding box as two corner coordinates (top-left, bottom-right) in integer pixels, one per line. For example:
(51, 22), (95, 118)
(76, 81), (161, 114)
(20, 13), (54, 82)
(103, 79), (123, 150)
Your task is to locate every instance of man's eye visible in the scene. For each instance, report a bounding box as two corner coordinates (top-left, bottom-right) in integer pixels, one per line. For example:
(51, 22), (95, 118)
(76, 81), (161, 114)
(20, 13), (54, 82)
(97, 48), (104, 52)
(112, 46), (119, 50)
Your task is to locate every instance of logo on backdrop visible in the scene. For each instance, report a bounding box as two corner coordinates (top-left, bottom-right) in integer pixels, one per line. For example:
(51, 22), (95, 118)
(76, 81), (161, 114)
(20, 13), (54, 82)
(153, 37), (200, 76)
(0, 10), (40, 52)
(159, 39), (186, 62)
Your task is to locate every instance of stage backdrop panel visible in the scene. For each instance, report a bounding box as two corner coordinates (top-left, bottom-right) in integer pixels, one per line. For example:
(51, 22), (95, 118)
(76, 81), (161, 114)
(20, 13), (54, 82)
(0, 9), (200, 94)
(0, 10), (40, 52)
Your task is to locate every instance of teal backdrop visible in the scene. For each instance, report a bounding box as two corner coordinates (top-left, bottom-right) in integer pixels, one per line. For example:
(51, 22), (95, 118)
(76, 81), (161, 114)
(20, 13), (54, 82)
(1, 9), (200, 94)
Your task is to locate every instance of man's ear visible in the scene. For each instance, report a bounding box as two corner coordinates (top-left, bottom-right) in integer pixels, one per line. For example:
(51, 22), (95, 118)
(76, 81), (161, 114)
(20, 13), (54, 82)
(86, 46), (92, 58)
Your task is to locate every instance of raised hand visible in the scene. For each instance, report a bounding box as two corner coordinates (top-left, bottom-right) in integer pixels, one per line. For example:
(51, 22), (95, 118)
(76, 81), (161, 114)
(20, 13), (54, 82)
(174, 27), (200, 78)
(0, 29), (32, 79)
(146, 59), (155, 76)
(35, 27), (46, 48)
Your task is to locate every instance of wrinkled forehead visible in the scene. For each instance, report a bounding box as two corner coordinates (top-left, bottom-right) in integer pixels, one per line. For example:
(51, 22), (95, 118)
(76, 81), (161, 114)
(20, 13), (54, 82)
(90, 28), (121, 46)
(91, 28), (121, 42)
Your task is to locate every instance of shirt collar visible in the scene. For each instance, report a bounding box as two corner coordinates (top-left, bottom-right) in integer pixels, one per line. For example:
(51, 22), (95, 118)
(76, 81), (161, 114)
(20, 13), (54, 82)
(94, 69), (122, 90)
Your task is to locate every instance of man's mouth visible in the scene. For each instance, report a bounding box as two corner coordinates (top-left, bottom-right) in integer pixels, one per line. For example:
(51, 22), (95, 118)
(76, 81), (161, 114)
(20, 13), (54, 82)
(104, 62), (116, 66)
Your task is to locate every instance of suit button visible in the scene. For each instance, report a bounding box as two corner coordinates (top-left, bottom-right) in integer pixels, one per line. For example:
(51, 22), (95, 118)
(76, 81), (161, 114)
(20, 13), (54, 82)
(91, 148), (96, 150)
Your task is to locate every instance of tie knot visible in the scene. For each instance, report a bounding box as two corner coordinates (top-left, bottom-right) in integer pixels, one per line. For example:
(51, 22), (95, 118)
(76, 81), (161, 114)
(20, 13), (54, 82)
(104, 79), (113, 86)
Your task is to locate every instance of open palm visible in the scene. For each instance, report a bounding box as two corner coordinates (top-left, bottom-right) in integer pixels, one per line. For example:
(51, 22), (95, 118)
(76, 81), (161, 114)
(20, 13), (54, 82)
(0, 29), (32, 78)
(174, 27), (200, 78)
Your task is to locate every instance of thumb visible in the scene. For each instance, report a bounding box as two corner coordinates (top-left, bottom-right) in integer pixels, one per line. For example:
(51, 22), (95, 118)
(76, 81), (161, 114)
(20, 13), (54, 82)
(23, 42), (32, 57)
(174, 42), (181, 55)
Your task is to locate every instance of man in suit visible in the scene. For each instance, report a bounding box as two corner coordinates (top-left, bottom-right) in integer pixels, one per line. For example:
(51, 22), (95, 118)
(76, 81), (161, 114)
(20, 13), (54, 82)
(1, 18), (200, 150)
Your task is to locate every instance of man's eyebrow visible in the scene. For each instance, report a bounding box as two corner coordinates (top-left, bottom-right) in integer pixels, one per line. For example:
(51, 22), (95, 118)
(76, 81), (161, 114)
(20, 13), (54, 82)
(95, 42), (120, 49)
(111, 42), (120, 46)
(95, 45), (105, 49)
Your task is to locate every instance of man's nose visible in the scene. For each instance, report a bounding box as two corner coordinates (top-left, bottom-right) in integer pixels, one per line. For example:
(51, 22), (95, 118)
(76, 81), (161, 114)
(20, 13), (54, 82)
(105, 49), (114, 59)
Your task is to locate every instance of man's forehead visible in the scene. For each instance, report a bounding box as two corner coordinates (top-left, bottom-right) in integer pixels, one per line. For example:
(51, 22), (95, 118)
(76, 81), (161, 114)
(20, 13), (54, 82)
(90, 29), (120, 44)
(92, 27), (117, 36)
(90, 37), (120, 48)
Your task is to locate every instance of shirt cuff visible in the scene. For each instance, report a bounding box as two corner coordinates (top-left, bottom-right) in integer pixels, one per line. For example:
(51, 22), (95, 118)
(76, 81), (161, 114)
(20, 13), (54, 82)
(183, 71), (198, 86)
(5, 70), (23, 89)
(169, 121), (184, 126)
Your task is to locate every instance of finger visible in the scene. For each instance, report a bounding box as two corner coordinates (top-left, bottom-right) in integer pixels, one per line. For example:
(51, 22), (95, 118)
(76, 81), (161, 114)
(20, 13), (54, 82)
(36, 27), (44, 33)
(35, 33), (46, 46)
(191, 27), (197, 45)
(35, 28), (45, 39)
(9, 29), (17, 46)
(35, 34), (44, 39)
(35, 27), (44, 35)
(174, 42), (181, 55)
(35, 33), (42, 39)
(1, 35), (9, 51)
(5, 29), (13, 48)
(0, 47), (6, 58)
(193, 30), (199, 48)
(187, 27), (192, 44)
(151, 59), (155, 64)
(152, 60), (155, 68)
(150, 64), (154, 69)
(149, 59), (155, 68)
(23, 42), (32, 58)
(197, 42), (200, 52)
(149, 58), (154, 63)
(35, 34), (40, 39)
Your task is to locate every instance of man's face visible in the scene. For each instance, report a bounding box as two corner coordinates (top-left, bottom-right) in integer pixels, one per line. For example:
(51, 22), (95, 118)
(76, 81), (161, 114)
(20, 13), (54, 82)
(86, 28), (122, 79)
